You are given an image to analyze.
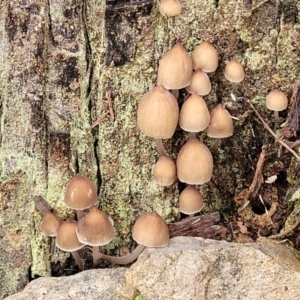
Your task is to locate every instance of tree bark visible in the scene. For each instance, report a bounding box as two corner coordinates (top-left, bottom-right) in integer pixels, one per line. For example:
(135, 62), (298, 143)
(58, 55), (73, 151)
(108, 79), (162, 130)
(1, 0), (300, 297)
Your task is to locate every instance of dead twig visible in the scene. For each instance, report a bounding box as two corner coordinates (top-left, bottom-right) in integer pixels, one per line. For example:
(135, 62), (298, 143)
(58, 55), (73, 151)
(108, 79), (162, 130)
(248, 100), (300, 162)
(248, 145), (267, 198)
(268, 219), (300, 239)
(90, 111), (110, 129)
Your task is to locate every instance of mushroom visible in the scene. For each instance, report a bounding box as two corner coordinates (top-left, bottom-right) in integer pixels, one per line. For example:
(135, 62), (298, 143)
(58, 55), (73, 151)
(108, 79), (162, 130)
(159, 0), (182, 17)
(41, 211), (62, 237)
(56, 219), (84, 270)
(64, 174), (98, 220)
(186, 69), (212, 96)
(179, 93), (210, 133)
(153, 155), (177, 187)
(191, 42), (218, 73)
(179, 185), (204, 216)
(224, 58), (245, 95)
(98, 211), (169, 264)
(76, 206), (113, 265)
(177, 137), (213, 185)
(157, 43), (193, 90)
(266, 89), (288, 121)
(137, 85), (179, 155)
(206, 104), (233, 151)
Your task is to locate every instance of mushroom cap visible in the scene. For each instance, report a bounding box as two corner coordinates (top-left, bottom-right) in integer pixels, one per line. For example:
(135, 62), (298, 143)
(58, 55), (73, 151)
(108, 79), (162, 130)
(206, 104), (233, 138)
(191, 42), (218, 72)
(153, 155), (177, 186)
(137, 85), (179, 139)
(64, 174), (97, 210)
(266, 90), (288, 111)
(159, 0), (182, 17)
(186, 69), (212, 96)
(41, 211), (62, 237)
(76, 206), (113, 246)
(177, 137), (213, 185)
(179, 94), (210, 132)
(132, 211), (169, 247)
(56, 219), (84, 252)
(179, 185), (204, 214)
(157, 43), (193, 89)
(224, 59), (245, 83)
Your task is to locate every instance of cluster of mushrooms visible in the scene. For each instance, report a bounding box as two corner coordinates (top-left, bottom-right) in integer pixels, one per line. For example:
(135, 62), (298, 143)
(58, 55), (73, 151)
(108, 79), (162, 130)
(39, 1), (290, 271)
(137, 41), (247, 216)
(40, 174), (169, 270)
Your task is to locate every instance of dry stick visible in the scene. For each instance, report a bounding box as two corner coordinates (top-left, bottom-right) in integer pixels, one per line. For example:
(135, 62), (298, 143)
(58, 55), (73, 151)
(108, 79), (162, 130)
(248, 145), (267, 198)
(248, 100), (300, 162)
(268, 219), (300, 239)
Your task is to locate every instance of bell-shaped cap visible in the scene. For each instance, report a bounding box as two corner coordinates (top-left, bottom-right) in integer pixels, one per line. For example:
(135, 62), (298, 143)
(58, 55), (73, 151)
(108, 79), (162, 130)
(153, 155), (177, 186)
(157, 43), (193, 89)
(137, 85), (179, 139)
(206, 104), (233, 138)
(159, 0), (182, 17)
(186, 69), (212, 96)
(266, 90), (288, 111)
(41, 211), (62, 237)
(224, 59), (245, 83)
(56, 219), (84, 252)
(192, 42), (218, 72)
(76, 206), (113, 246)
(179, 185), (204, 214)
(64, 174), (97, 210)
(132, 211), (169, 247)
(179, 94), (210, 132)
(177, 137), (213, 184)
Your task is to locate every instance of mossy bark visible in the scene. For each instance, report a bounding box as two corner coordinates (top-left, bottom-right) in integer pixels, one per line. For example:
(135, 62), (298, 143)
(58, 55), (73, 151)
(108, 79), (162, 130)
(1, 0), (300, 298)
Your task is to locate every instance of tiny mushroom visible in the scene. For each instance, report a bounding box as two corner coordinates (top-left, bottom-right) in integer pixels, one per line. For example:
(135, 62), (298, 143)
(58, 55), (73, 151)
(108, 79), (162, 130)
(153, 155), (177, 187)
(224, 58), (245, 95)
(137, 85), (179, 155)
(157, 43), (193, 90)
(186, 69), (212, 96)
(206, 104), (233, 151)
(159, 0), (182, 17)
(64, 174), (98, 220)
(76, 206), (113, 265)
(41, 211), (62, 237)
(56, 219), (84, 270)
(179, 94), (210, 133)
(191, 42), (218, 73)
(177, 137), (213, 185)
(179, 185), (204, 216)
(98, 211), (169, 264)
(266, 89), (288, 121)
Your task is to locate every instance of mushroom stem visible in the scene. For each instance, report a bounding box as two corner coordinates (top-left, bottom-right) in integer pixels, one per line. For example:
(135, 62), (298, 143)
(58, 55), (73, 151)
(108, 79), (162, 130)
(71, 251), (83, 270)
(155, 139), (168, 156)
(231, 82), (240, 96)
(274, 111), (280, 122)
(189, 132), (196, 139)
(76, 210), (84, 221)
(98, 244), (146, 265)
(210, 138), (221, 151)
(92, 246), (99, 265)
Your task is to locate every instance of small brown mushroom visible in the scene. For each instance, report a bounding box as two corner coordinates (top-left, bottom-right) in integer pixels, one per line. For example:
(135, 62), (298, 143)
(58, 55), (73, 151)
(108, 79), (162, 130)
(179, 185), (204, 216)
(157, 43), (193, 89)
(192, 42), (218, 73)
(179, 94), (210, 133)
(98, 211), (169, 264)
(266, 90), (288, 121)
(159, 0), (182, 17)
(206, 104), (233, 151)
(64, 174), (98, 220)
(186, 69), (212, 96)
(153, 155), (177, 187)
(56, 219), (84, 270)
(41, 211), (62, 237)
(177, 137), (213, 185)
(224, 58), (245, 95)
(76, 206), (113, 265)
